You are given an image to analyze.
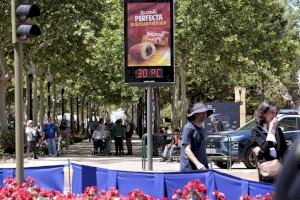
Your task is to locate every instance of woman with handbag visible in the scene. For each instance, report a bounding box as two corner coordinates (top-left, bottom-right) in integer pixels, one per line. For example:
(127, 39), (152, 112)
(252, 102), (287, 183)
(25, 120), (39, 159)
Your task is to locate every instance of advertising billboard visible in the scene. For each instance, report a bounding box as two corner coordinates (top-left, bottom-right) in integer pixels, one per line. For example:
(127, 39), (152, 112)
(124, 0), (174, 84)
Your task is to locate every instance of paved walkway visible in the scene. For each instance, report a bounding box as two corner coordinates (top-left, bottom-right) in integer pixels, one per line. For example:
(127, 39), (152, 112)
(0, 137), (259, 192)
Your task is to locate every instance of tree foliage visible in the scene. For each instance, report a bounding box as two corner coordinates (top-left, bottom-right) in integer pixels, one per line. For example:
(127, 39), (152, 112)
(0, 0), (299, 130)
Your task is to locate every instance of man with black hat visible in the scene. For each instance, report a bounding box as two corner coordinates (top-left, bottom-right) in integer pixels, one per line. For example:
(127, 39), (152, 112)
(180, 103), (213, 171)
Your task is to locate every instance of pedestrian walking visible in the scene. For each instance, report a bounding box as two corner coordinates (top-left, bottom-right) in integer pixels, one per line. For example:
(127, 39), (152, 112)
(251, 102), (287, 183)
(25, 120), (40, 159)
(112, 119), (125, 155)
(59, 115), (70, 150)
(180, 103), (213, 172)
(43, 117), (57, 156)
(124, 119), (134, 155)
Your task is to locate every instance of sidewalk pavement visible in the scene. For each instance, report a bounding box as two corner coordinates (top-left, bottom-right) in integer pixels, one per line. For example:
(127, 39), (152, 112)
(0, 138), (258, 192)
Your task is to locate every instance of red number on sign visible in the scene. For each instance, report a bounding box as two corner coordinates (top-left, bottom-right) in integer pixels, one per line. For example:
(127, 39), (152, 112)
(137, 69), (143, 78)
(142, 69), (148, 78)
(157, 69), (162, 78)
(150, 69), (156, 77)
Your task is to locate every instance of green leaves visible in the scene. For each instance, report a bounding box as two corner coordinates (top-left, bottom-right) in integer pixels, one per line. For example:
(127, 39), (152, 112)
(0, 0), (299, 115)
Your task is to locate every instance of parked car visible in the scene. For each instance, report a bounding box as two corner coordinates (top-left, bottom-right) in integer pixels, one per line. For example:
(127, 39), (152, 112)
(206, 110), (300, 169)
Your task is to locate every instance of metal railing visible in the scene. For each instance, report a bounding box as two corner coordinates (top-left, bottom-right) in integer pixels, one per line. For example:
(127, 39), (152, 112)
(205, 134), (233, 170)
(141, 133), (181, 170)
(142, 133), (233, 170)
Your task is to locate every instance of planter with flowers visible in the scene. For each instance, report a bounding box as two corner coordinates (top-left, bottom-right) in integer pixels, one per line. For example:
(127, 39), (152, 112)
(0, 177), (273, 200)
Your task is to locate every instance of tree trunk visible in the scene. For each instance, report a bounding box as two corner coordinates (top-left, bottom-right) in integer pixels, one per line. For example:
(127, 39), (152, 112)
(0, 48), (10, 131)
(89, 100), (92, 122)
(0, 84), (8, 131)
(76, 97), (80, 132)
(26, 74), (30, 121)
(39, 78), (45, 129)
(95, 104), (100, 121)
(33, 74), (38, 126)
(52, 80), (57, 122)
(70, 95), (74, 133)
(181, 68), (188, 127)
(81, 97), (85, 132)
(154, 88), (161, 134)
(171, 72), (180, 132)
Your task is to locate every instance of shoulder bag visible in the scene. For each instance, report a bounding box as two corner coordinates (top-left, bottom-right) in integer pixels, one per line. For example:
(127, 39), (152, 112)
(258, 159), (282, 180)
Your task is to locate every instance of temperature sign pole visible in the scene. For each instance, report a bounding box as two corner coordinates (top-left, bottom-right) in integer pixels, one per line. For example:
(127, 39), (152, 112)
(146, 85), (153, 170)
(124, 0), (174, 170)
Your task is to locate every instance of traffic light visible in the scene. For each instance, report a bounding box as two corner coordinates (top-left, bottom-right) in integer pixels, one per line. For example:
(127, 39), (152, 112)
(14, 1), (41, 42)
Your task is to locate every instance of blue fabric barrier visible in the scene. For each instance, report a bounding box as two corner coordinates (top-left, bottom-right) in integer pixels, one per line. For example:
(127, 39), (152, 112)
(213, 171), (250, 200)
(72, 163), (97, 194)
(248, 181), (274, 196)
(117, 171), (165, 197)
(71, 163), (275, 199)
(0, 165), (64, 192)
(164, 170), (217, 199)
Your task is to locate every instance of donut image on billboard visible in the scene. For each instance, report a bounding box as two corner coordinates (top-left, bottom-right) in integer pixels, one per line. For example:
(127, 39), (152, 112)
(127, 2), (171, 67)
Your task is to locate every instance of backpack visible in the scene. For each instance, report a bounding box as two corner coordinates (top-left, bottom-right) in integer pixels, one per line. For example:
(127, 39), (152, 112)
(33, 130), (42, 140)
(60, 121), (67, 130)
(129, 123), (134, 134)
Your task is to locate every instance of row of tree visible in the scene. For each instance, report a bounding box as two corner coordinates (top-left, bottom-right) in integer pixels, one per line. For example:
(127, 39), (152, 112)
(0, 0), (299, 131)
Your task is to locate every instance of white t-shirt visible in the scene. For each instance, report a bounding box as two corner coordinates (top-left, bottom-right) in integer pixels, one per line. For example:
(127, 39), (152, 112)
(100, 125), (110, 138)
(263, 124), (277, 158)
(26, 127), (37, 142)
(92, 130), (102, 140)
(125, 123), (131, 132)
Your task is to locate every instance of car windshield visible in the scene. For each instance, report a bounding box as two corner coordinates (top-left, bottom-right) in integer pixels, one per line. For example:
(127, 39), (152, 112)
(238, 119), (256, 131)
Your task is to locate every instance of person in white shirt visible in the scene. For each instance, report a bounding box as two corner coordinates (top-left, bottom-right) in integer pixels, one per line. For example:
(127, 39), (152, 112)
(25, 120), (39, 159)
(92, 123), (107, 155)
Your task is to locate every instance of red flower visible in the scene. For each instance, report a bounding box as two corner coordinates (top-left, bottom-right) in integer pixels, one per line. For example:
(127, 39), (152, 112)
(213, 190), (226, 200)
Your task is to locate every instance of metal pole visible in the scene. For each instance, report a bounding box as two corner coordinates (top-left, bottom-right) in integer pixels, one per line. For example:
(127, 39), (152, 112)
(14, 42), (24, 184)
(146, 85), (153, 170)
(12, 0), (24, 184)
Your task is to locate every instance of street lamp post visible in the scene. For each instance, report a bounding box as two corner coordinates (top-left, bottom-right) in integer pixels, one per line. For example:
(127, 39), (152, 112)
(46, 75), (53, 118)
(61, 81), (66, 116)
(28, 62), (34, 120)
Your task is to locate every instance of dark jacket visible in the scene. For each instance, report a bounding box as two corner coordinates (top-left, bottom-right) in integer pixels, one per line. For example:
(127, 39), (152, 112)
(252, 125), (287, 163)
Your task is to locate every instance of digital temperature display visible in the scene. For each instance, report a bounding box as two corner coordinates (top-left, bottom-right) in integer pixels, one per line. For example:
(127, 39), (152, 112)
(124, 0), (174, 84)
(135, 68), (163, 79)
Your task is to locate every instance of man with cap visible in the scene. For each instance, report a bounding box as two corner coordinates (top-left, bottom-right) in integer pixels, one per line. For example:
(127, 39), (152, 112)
(180, 103), (213, 171)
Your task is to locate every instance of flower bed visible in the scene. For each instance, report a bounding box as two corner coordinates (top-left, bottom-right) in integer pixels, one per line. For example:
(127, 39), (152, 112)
(0, 177), (273, 200)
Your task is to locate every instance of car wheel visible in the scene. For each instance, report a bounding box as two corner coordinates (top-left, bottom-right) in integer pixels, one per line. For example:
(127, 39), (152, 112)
(244, 147), (258, 169)
(214, 161), (234, 169)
